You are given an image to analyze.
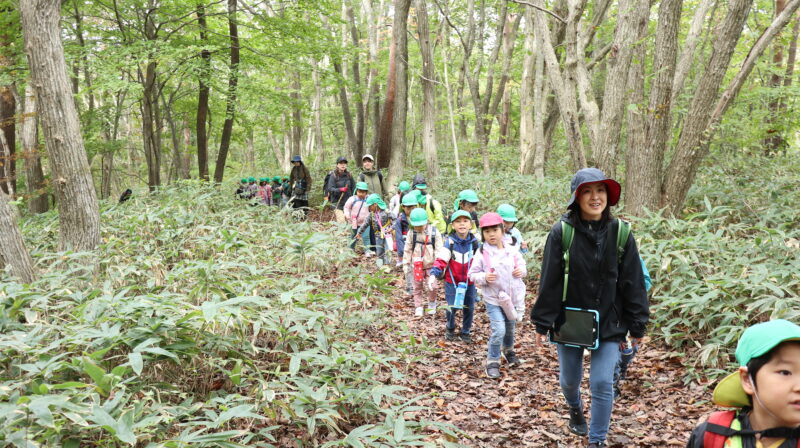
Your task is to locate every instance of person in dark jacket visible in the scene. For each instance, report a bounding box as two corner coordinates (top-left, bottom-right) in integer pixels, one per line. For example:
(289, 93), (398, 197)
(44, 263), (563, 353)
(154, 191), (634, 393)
(289, 155), (312, 213)
(531, 167), (649, 448)
(324, 156), (355, 223)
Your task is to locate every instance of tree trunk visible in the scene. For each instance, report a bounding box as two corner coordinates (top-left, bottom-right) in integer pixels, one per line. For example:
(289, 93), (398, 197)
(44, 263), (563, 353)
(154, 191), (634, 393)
(290, 72), (302, 158)
(0, 48), (15, 194)
(661, 0), (754, 213)
(346, 2), (366, 159)
(312, 59), (325, 162)
(763, 0), (789, 152)
(415, 0), (439, 183)
(485, 12), (522, 143)
(20, 83), (48, 213)
(519, 8), (537, 174)
(671, 0), (716, 104)
(333, 60), (359, 160)
(0, 191), (36, 283)
(213, 0), (240, 183)
(374, 33), (397, 169)
(442, 28), (462, 177)
(387, 0), (411, 185)
(162, 91), (184, 183)
(20, 0), (100, 251)
(196, 3), (211, 181)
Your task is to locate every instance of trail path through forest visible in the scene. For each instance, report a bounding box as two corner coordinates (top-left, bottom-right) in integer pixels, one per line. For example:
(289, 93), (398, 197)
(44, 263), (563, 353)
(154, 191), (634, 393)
(352, 258), (715, 447)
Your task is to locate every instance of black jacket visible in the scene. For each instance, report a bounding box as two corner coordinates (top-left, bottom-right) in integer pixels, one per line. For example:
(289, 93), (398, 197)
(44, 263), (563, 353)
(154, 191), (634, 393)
(324, 170), (355, 209)
(531, 212), (649, 342)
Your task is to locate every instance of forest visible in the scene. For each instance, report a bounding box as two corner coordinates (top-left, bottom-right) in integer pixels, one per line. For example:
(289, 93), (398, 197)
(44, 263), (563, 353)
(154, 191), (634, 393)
(0, 0), (799, 445)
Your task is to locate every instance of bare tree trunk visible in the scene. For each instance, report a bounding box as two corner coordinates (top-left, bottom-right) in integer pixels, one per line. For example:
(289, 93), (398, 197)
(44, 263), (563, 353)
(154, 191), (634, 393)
(21, 0), (100, 251)
(0, 40), (15, 195)
(671, 0), (716, 104)
(783, 16), (800, 90)
(333, 60), (358, 160)
(387, 0), (411, 186)
(485, 12), (522, 142)
(196, 3), (211, 181)
(415, 0), (439, 183)
(519, 8), (538, 173)
(764, 0), (789, 152)
(20, 83), (48, 213)
(290, 72), (302, 158)
(346, 2), (366, 159)
(162, 90), (184, 183)
(0, 191), (36, 283)
(213, 0), (240, 183)
(442, 29), (462, 177)
(312, 59), (325, 162)
(661, 0), (754, 213)
(374, 34), (397, 169)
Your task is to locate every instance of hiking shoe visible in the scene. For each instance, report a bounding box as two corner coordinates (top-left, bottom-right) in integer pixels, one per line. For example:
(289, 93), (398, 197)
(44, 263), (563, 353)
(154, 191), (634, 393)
(588, 443), (605, 448)
(568, 406), (588, 436)
(414, 307), (424, 317)
(485, 362), (501, 379)
(502, 350), (522, 367)
(459, 333), (473, 344)
(445, 329), (457, 341)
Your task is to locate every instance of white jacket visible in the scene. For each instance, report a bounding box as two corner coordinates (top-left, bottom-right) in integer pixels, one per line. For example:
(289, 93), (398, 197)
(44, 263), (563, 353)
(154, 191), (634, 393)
(468, 242), (527, 308)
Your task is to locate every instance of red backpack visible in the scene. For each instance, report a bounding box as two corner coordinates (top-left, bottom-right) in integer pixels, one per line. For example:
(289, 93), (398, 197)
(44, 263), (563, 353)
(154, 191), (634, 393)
(702, 411), (800, 448)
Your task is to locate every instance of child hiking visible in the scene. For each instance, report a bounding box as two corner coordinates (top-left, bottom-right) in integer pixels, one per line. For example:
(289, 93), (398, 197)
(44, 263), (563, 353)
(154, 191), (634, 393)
(388, 181), (411, 220)
(531, 168), (649, 448)
(686, 319), (800, 448)
(498, 204), (528, 253)
(469, 212), (527, 379)
(258, 177), (273, 205)
(403, 208), (443, 317)
(343, 182), (371, 253)
(430, 210), (481, 344)
(450, 189), (480, 235)
(395, 192), (420, 295)
(356, 194), (393, 266)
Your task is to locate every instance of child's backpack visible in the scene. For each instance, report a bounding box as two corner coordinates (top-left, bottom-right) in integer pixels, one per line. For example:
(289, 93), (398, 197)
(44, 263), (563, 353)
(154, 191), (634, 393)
(699, 410), (800, 448)
(560, 218), (649, 301)
(411, 228), (439, 254)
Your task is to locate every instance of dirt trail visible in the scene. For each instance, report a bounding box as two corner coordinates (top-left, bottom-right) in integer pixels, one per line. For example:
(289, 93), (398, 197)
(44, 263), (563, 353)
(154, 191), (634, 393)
(358, 259), (714, 447)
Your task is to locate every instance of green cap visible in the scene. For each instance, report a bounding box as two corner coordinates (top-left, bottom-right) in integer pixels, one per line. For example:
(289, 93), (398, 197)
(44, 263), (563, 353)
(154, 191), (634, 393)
(365, 193), (386, 209)
(457, 189), (479, 204)
(272, 176), (280, 182)
(283, 176), (289, 181)
(450, 210), (473, 223)
(713, 319), (800, 407)
(416, 183), (428, 190)
(356, 181), (369, 191)
(398, 181), (411, 192)
(497, 204), (518, 222)
(241, 178), (247, 183)
(417, 191), (428, 205)
(248, 177), (256, 182)
(401, 193), (419, 207)
(259, 177), (267, 182)
(409, 208), (428, 226)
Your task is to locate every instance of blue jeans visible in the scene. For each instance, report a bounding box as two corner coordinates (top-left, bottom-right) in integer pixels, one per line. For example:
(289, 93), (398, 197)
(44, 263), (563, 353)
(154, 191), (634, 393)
(485, 303), (516, 361)
(557, 341), (620, 444)
(350, 228), (372, 251)
(444, 282), (476, 335)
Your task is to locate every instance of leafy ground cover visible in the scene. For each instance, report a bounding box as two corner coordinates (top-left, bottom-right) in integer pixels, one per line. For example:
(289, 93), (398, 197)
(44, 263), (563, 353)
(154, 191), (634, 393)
(2, 154), (797, 446)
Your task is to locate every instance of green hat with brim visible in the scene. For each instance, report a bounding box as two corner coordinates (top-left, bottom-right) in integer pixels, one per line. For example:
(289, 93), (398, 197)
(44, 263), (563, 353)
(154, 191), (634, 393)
(365, 193), (386, 209)
(398, 181), (411, 192)
(416, 183), (428, 190)
(356, 181), (369, 191)
(241, 178), (248, 183)
(401, 193), (419, 207)
(450, 210), (473, 223)
(712, 319), (800, 407)
(497, 203), (518, 222)
(248, 177), (256, 182)
(409, 208), (428, 226)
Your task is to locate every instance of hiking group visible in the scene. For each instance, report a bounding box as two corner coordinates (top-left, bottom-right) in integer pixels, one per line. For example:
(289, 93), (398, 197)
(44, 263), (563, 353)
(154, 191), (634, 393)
(325, 158), (800, 448)
(235, 155), (312, 212)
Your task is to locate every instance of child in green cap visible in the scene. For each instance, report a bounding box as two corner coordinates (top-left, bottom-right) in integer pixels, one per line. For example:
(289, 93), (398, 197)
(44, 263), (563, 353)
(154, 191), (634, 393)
(394, 192), (420, 294)
(389, 181), (411, 220)
(356, 194), (393, 265)
(687, 319), (800, 448)
(344, 182), (372, 252)
(403, 208), (443, 317)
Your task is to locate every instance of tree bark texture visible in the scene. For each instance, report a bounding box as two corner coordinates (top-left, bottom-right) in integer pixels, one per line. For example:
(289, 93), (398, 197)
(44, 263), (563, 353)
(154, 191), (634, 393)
(0, 191), (37, 283)
(213, 0), (240, 183)
(196, 3), (211, 181)
(764, 0), (789, 152)
(415, 0), (439, 183)
(334, 59), (359, 161)
(20, 0), (100, 251)
(387, 0), (411, 186)
(519, 8), (538, 174)
(671, 0), (716, 104)
(0, 85), (14, 195)
(375, 32), (397, 169)
(20, 83), (48, 214)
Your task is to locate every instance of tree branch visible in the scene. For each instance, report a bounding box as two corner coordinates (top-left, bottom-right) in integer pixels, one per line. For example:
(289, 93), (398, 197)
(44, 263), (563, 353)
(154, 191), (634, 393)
(509, 0), (566, 23)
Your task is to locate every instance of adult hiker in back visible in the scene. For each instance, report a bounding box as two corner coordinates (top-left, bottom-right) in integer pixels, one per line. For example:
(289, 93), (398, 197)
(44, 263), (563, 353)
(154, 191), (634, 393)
(289, 155), (312, 212)
(531, 168), (649, 448)
(359, 154), (387, 199)
(686, 319), (800, 448)
(324, 156), (355, 223)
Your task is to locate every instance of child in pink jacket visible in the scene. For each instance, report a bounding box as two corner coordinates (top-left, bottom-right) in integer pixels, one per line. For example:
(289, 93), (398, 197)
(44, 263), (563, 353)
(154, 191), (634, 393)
(469, 212), (527, 379)
(343, 182), (371, 252)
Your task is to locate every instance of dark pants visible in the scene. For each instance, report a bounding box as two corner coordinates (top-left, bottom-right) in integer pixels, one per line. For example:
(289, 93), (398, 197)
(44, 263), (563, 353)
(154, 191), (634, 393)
(445, 282), (477, 335)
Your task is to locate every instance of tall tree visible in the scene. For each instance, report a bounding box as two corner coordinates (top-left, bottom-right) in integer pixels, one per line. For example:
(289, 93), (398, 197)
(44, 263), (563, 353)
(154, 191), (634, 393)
(196, 3), (211, 180)
(20, 0), (100, 251)
(213, 0), (240, 183)
(20, 83), (48, 214)
(386, 0), (411, 185)
(415, 0), (439, 183)
(0, 191), (36, 283)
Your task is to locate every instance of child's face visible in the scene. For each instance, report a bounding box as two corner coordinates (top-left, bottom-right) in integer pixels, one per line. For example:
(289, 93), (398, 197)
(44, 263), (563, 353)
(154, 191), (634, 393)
(368, 204), (377, 212)
(460, 201), (477, 213)
(742, 342), (800, 428)
(413, 225), (425, 233)
(403, 205), (415, 216)
(356, 190), (368, 199)
(452, 216), (472, 236)
(482, 225), (504, 247)
(577, 182), (607, 220)
(503, 220), (514, 232)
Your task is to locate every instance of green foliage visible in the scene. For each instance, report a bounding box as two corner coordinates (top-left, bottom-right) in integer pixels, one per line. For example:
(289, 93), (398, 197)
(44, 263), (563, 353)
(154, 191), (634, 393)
(1, 181), (454, 446)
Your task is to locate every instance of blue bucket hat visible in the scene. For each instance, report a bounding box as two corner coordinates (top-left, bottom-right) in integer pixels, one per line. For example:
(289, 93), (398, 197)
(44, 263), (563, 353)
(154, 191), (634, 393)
(291, 155), (302, 163)
(567, 168), (621, 208)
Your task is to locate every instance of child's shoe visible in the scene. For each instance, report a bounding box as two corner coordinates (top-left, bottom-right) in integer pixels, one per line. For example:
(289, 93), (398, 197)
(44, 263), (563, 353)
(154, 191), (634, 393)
(459, 333), (473, 344)
(587, 443), (605, 448)
(445, 329), (457, 341)
(485, 361), (501, 379)
(568, 406), (588, 436)
(502, 350), (522, 367)
(414, 307), (424, 317)
(426, 302), (436, 315)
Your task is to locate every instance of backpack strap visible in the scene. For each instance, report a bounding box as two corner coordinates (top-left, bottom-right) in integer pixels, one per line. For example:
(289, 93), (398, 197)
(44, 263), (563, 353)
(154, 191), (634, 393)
(703, 411), (737, 448)
(616, 218), (631, 264)
(560, 221), (575, 303)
